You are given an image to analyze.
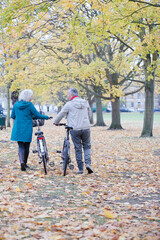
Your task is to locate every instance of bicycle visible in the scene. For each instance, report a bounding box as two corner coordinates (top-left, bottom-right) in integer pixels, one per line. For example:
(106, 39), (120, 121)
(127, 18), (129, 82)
(33, 117), (53, 174)
(55, 123), (74, 176)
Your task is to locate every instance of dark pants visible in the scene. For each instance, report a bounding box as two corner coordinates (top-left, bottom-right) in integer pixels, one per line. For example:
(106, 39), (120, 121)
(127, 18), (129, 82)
(17, 142), (30, 165)
(70, 129), (91, 171)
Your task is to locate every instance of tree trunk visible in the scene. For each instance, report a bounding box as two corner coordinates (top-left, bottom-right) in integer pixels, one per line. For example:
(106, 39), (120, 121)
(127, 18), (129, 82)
(89, 102), (94, 124)
(7, 84), (10, 127)
(94, 97), (106, 126)
(141, 79), (154, 137)
(11, 90), (19, 105)
(108, 97), (123, 129)
(141, 52), (157, 137)
(86, 89), (95, 124)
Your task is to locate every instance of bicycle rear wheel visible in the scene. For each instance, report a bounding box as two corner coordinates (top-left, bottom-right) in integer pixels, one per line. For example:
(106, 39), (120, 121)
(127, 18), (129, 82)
(42, 155), (47, 175)
(63, 146), (69, 176)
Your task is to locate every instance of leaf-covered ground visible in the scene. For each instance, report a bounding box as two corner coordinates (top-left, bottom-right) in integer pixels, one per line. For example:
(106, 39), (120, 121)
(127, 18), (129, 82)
(0, 117), (160, 240)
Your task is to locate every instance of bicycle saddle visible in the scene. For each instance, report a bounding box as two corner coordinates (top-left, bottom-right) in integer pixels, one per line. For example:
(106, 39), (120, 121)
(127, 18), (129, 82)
(35, 131), (43, 136)
(65, 126), (73, 130)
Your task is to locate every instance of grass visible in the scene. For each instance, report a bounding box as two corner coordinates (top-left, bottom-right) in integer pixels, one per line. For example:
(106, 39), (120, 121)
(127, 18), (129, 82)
(93, 112), (160, 125)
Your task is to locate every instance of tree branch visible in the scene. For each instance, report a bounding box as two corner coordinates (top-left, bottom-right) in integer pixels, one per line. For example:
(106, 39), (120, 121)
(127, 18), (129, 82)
(111, 33), (134, 52)
(77, 80), (112, 100)
(124, 85), (144, 96)
(129, 0), (160, 7)
(19, 0), (59, 10)
(42, 44), (65, 63)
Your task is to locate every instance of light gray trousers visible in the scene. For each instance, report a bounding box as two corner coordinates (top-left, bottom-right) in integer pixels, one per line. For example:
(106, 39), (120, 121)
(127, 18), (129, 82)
(70, 129), (91, 171)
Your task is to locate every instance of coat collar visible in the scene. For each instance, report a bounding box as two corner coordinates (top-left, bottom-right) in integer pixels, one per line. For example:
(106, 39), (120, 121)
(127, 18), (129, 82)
(70, 96), (79, 101)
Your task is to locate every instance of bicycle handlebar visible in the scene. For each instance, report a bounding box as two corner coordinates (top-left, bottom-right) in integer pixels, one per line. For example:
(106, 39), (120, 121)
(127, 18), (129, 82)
(54, 123), (73, 130)
(53, 123), (66, 126)
(34, 117), (53, 120)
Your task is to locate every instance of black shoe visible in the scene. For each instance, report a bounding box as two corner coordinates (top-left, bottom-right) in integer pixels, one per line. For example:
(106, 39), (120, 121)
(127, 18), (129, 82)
(21, 163), (26, 171)
(25, 164), (30, 169)
(86, 165), (93, 174)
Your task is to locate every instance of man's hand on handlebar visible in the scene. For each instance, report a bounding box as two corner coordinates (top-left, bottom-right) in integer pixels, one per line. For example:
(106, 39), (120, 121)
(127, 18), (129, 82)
(49, 117), (53, 119)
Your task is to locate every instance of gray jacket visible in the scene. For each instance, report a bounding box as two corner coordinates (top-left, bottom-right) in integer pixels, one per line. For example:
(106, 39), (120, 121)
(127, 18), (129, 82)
(54, 97), (92, 130)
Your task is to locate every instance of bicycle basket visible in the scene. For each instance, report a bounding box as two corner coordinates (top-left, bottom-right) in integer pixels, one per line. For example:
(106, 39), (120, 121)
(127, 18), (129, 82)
(32, 111), (45, 127)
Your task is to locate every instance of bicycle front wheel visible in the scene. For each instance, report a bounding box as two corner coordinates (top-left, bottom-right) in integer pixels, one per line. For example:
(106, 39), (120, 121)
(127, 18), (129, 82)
(63, 146), (69, 176)
(42, 155), (47, 175)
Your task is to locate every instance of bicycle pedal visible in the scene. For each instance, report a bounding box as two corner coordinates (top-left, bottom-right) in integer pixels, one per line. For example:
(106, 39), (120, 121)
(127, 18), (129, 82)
(49, 162), (55, 167)
(56, 150), (62, 153)
(33, 150), (38, 153)
(69, 164), (74, 170)
(39, 161), (42, 164)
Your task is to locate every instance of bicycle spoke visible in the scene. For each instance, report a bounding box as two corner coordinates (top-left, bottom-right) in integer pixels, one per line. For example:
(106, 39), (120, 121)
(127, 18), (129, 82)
(42, 155), (47, 175)
(63, 146), (69, 176)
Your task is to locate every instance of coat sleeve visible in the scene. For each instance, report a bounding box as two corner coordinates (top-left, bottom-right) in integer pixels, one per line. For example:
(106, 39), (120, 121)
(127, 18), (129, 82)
(54, 103), (69, 124)
(30, 104), (49, 120)
(11, 105), (16, 119)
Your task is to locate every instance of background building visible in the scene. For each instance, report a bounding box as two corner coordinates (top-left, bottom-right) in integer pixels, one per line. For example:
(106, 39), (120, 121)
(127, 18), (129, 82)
(121, 90), (160, 112)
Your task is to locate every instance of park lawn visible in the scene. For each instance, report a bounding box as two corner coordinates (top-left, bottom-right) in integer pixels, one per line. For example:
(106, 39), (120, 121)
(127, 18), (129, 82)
(0, 117), (159, 239)
(94, 112), (160, 125)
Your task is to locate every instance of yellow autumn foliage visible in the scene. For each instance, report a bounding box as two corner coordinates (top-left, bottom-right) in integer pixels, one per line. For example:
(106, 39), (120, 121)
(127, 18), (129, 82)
(0, 0), (159, 104)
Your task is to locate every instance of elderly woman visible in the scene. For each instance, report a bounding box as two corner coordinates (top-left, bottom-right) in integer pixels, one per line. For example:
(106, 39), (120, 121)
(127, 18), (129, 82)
(11, 89), (50, 171)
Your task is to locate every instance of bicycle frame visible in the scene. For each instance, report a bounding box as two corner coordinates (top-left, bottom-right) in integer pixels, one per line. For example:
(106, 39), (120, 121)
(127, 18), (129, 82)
(36, 132), (47, 158)
(62, 128), (70, 158)
(56, 123), (74, 176)
(33, 119), (49, 174)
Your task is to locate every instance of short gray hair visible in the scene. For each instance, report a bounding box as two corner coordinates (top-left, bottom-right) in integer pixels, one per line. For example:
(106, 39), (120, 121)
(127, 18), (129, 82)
(69, 88), (78, 96)
(19, 89), (33, 102)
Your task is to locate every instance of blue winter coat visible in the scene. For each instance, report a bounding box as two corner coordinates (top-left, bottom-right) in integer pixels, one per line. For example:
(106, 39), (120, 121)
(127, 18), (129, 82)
(11, 100), (49, 142)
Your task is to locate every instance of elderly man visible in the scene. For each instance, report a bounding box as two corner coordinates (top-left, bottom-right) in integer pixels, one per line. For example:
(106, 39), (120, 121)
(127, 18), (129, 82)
(54, 88), (93, 174)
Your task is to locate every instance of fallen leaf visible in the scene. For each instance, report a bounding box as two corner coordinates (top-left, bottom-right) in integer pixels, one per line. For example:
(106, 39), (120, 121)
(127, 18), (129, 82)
(104, 210), (115, 219)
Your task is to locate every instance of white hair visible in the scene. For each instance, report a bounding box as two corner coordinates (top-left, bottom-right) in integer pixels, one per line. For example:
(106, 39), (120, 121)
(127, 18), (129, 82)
(19, 89), (33, 102)
(68, 88), (78, 96)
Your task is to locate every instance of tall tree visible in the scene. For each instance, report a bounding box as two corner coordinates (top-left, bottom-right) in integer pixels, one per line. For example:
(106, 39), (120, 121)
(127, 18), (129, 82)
(102, 0), (160, 135)
(1, 0), (159, 134)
